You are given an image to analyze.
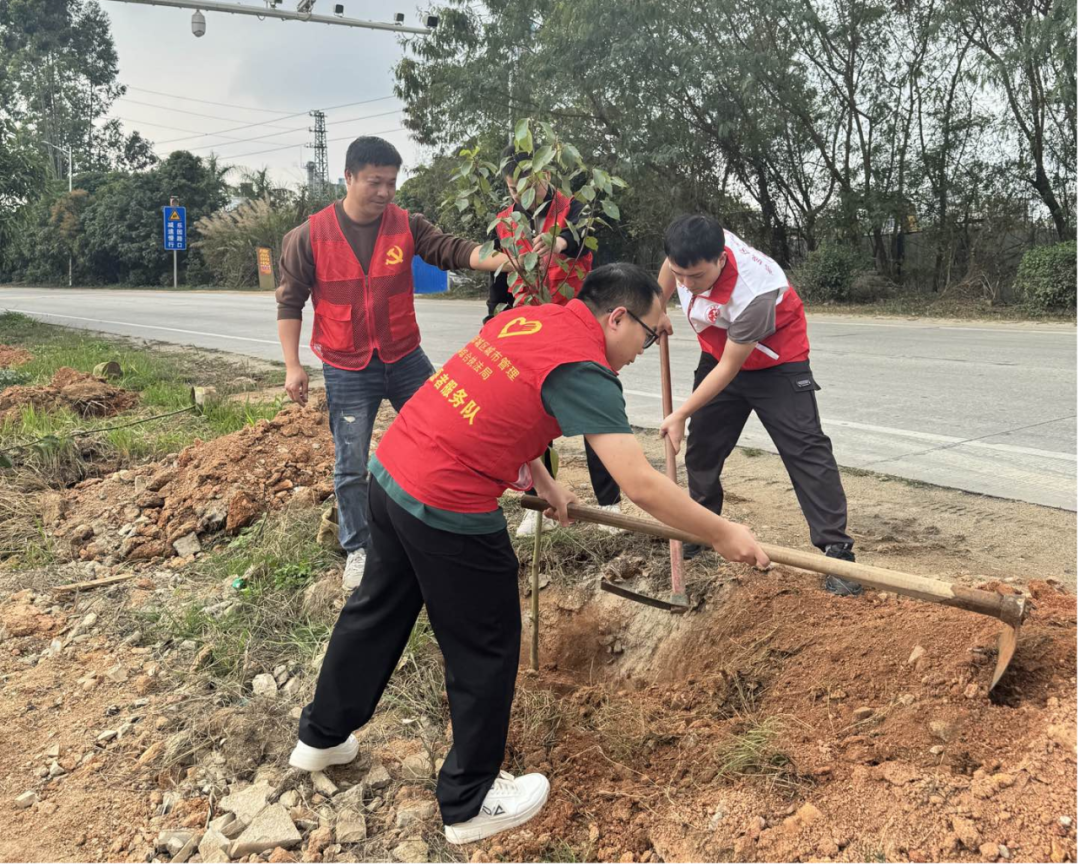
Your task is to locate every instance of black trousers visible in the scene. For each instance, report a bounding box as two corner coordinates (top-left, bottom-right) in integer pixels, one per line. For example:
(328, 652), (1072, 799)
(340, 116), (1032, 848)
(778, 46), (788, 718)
(584, 438), (621, 506)
(299, 478), (521, 825)
(684, 352), (853, 550)
(527, 440), (620, 507)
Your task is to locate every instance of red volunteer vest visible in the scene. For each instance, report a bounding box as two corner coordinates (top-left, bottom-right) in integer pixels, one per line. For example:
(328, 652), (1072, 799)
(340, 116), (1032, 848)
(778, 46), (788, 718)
(308, 202), (417, 370)
(494, 189), (593, 306)
(375, 299), (612, 513)
(682, 239), (810, 371)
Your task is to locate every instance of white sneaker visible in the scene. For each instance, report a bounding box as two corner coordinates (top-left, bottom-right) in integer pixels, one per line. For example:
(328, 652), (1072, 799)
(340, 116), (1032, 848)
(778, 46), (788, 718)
(288, 734), (359, 772)
(342, 549), (366, 590)
(515, 510), (556, 538)
(595, 502), (623, 535)
(443, 771), (550, 845)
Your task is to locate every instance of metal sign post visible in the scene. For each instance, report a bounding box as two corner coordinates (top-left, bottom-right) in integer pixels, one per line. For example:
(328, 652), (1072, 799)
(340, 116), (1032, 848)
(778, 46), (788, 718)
(163, 202), (187, 288)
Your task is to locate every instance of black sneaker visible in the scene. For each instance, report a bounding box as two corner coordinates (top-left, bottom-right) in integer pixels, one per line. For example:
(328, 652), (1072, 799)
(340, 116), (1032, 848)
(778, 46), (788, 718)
(683, 542), (704, 560)
(823, 543), (863, 597)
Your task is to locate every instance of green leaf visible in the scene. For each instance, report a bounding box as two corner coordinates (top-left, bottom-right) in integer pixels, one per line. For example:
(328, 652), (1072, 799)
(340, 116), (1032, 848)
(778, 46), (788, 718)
(524, 251), (539, 271)
(558, 282), (575, 300)
(578, 185), (596, 202)
(486, 217), (504, 234)
(520, 187), (536, 210)
(532, 145), (555, 171)
(562, 143), (582, 164)
(584, 235), (599, 251)
(517, 175), (531, 193)
(610, 175), (628, 189)
(601, 199), (621, 220)
(455, 197), (470, 213)
(0, 453), (11, 469)
(513, 118), (534, 153)
(478, 240), (496, 261)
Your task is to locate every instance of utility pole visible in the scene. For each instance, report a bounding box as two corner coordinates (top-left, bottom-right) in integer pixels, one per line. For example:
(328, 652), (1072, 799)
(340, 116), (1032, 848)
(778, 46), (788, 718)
(308, 111), (329, 199)
(43, 140), (74, 288)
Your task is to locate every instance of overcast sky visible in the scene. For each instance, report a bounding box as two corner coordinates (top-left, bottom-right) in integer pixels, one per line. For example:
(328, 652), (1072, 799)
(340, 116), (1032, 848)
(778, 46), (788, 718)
(103, 0), (433, 187)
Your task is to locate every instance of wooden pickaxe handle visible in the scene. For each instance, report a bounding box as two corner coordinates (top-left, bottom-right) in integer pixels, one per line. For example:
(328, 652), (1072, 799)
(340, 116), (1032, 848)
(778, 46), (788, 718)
(519, 495), (1027, 627)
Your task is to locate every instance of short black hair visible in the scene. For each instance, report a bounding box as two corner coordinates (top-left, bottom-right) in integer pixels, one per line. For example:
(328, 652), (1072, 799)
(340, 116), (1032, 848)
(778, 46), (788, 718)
(578, 263), (662, 319)
(345, 137), (402, 175)
(663, 214), (726, 268)
(500, 143), (531, 179)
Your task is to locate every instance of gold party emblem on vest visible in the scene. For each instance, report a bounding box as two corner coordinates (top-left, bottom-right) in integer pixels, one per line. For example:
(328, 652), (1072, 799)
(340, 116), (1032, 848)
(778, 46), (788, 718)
(497, 317), (543, 339)
(384, 245), (404, 266)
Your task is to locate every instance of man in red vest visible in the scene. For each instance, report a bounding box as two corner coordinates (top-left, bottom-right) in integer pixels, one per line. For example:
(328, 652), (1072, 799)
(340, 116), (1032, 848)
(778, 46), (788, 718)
(486, 144), (622, 538)
(287, 263), (769, 844)
(277, 137), (514, 590)
(656, 214), (862, 596)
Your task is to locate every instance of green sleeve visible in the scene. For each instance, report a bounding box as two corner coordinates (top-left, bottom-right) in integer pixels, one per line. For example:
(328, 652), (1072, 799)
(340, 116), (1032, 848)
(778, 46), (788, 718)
(541, 362), (633, 437)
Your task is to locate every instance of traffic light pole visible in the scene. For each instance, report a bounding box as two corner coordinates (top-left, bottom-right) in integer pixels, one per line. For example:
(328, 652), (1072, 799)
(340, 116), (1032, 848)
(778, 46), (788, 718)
(106, 0), (434, 33)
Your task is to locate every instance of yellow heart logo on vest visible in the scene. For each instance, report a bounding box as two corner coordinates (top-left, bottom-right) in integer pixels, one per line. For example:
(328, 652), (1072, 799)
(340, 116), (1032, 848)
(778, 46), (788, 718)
(497, 317), (543, 339)
(385, 245), (404, 266)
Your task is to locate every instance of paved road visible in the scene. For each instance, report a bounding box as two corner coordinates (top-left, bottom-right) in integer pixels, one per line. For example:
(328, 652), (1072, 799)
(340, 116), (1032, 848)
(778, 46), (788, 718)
(1, 288), (1075, 511)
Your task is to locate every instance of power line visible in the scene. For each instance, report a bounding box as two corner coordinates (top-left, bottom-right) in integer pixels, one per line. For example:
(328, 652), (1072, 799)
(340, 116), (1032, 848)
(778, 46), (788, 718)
(152, 95), (397, 146)
(217, 125), (407, 161)
(125, 85), (301, 115)
(110, 114), (306, 150)
(181, 108), (402, 152)
(115, 96), (303, 129)
(122, 108), (402, 153)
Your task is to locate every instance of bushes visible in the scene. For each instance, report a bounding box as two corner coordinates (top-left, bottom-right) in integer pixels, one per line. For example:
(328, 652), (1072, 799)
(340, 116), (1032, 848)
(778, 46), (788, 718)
(1013, 242), (1076, 313)
(792, 244), (873, 303)
(195, 198), (303, 288)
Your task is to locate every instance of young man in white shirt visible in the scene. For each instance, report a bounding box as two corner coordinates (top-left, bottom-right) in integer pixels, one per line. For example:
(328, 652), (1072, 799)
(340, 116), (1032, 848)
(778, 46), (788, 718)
(656, 214), (861, 596)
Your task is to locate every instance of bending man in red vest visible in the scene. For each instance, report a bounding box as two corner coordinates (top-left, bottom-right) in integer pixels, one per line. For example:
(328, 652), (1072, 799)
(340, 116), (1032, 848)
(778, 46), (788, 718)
(486, 143), (623, 538)
(277, 136), (513, 590)
(656, 214), (862, 596)
(288, 263), (769, 844)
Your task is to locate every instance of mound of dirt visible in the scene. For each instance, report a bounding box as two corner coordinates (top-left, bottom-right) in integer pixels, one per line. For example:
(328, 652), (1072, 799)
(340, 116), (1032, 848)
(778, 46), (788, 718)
(0, 345), (32, 368)
(52, 402), (335, 563)
(0, 367), (138, 421)
(493, 567), (1077, 864)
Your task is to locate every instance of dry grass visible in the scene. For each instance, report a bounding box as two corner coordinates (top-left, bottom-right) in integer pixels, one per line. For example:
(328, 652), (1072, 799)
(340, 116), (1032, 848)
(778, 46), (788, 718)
(513, 686), (566, 750)
(0, 483), (56, 566)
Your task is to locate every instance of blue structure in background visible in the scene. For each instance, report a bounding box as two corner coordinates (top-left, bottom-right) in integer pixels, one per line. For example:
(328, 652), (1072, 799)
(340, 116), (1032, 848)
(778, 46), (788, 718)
(412, 255), (449, 294)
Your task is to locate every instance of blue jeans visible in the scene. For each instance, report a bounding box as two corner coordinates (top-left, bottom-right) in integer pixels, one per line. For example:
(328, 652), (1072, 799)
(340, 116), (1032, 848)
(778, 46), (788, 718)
(322, 347), (435, 552)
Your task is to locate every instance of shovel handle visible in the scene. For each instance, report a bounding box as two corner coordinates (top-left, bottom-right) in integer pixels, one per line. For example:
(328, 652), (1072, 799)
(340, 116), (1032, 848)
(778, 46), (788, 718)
(518, 496), (1027, 627)
(658, 334), (686, 600)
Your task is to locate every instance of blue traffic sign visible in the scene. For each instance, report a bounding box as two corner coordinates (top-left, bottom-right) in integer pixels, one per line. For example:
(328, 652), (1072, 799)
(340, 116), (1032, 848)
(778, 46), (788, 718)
(163, 206), (187, 251)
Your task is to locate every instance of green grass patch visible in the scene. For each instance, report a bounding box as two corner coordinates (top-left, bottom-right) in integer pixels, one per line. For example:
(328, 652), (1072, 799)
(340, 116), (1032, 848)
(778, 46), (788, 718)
(0, 313), (285, 483)
(144, 507), (340, 688)
(0, 311), (282, 400)
(804, 294), (1076, 322)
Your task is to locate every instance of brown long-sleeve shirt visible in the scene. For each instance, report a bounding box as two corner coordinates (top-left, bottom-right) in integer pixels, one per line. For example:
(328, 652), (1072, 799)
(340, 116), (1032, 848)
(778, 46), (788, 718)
(275, 200), (479, 320)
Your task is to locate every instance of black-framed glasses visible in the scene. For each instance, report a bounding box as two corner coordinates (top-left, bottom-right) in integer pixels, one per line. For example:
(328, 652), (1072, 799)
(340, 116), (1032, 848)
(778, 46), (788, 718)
(611, 308), (660, 350)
